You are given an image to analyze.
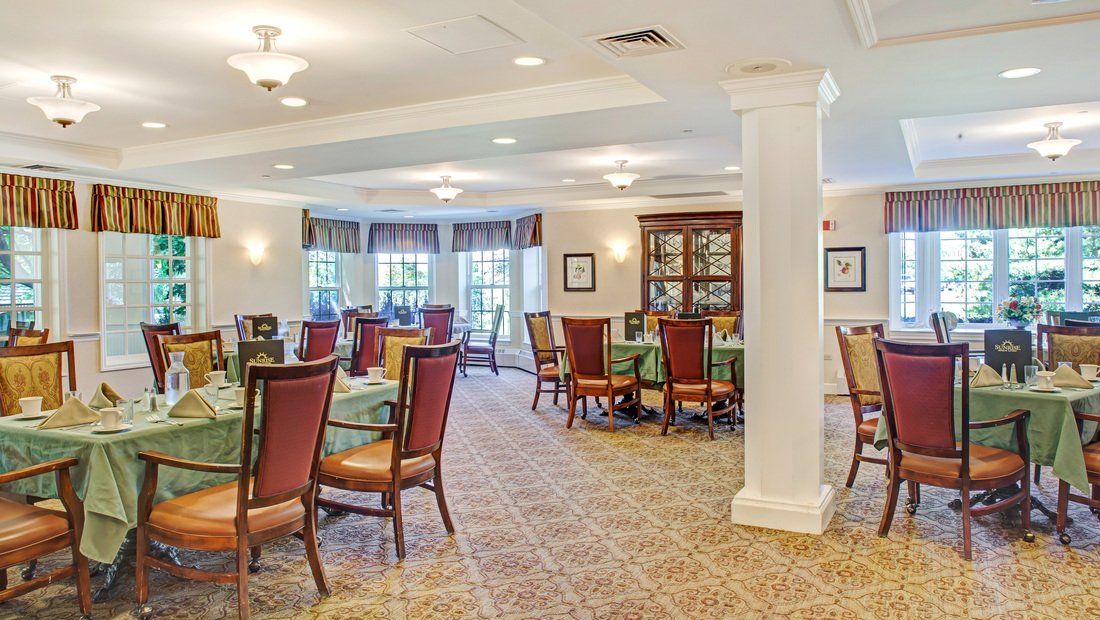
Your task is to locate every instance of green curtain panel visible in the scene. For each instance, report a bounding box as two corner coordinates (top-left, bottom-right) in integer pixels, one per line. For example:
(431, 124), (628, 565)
(91, 184), (221, 238)
(0, 173), (79, 229)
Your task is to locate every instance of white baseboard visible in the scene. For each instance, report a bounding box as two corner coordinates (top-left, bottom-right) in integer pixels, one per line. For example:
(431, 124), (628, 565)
(730, 485), (837, 534)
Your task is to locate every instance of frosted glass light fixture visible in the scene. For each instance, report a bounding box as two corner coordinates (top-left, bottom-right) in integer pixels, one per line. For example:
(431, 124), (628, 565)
(603, 160), (640, 191)
(1027, 122), (1081, 161)
(430, 176), (463, 204)
(227, 26), (309, 91)
(26, 76), (100, 127)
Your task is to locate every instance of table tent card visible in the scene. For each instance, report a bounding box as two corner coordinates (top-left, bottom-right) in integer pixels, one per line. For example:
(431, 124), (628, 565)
(624, 312), (645, 342)
(395, 305), (413, 326)
(250, 316), (279, 340)
(982, 329), (1032, 381)
(237, 338), (285, 386)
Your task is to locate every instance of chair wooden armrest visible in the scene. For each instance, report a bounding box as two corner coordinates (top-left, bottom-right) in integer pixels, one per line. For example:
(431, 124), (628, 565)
(968, 409), (1029, 429)
(610, 353), (640, 365)
(0, 457), (78, 485)
(327, 419), (398, 433)
(710, 357), (736, 370)
(532, 347), (565, 362)
(1073, 411), (1100, 424)
(137, 450), (242, 474)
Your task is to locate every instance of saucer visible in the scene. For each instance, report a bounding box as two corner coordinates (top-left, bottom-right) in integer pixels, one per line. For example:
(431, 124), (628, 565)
(365, 379), (387, 385)
(1028, 386), (1062, 393)
(92, 423), (133, 434)
(15, 409), (53, 421)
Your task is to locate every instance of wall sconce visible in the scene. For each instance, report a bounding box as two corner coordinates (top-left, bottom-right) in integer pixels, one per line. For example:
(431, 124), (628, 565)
(611, 243), (629, 263)
(247, 244), (265, 265)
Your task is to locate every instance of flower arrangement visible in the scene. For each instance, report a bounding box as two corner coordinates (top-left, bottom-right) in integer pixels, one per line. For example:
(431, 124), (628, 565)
(996, 296), (1043, 328)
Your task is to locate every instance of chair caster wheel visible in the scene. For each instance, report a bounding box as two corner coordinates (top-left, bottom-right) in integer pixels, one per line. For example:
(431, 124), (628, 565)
(248, 559), (261, 573)
(1058, 532), (1071, 545)
(947, 499), (962, 510)
(136, 604), (154, 619)
(905, 504), (917, 515)
(21, 562), (36, 580)
(1023, 531), (1035, 543)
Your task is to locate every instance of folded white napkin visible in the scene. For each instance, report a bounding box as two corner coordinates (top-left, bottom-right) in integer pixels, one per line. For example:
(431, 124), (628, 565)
(1053, 365), (1093, 389)
(89, 382), (123, 409)
(971, 365), (1004, 388)
(38, 398), (100, 429)
(333, 366), (352, 393)
(167, 390), (217, 419)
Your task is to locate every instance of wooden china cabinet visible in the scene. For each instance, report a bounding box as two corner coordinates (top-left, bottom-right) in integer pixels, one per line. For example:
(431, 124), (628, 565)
(636, 211), (742, 313)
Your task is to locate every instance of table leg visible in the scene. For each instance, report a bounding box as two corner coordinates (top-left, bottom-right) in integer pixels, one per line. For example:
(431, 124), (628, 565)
(91, 533), (189, 602)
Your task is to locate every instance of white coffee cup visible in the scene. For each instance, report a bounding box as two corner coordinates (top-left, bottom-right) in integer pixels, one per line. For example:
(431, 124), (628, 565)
(18, 396), (42, 416)
(100, 407), (123, 430)
(204, 371), (227, 388)
(1080, 364), (1099, 380)
(234, 387), (259, 407)
(366, 367), (387, 383)
(1036, 371), (1056, 390)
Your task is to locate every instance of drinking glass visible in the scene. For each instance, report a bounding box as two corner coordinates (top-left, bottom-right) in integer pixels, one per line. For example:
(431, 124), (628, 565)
(1024, 365), (1039, 387)
(65, 390), (82, 403)
(115, 398), (135, 425)
(1058, 361), (1072, 369)
(634, 332), (643, 343)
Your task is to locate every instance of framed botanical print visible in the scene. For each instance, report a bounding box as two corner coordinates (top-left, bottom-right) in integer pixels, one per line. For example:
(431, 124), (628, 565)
(824, 247), (866, 292)
(563, 253), (596, 292)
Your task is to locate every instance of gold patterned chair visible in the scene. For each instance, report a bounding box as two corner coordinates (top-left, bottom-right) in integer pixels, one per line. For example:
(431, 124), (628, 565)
(523, 311), (566, 410)
(157, 331), (225, 389)
(835, 324), (888, 487)
(7, 327), (49, 347)
(701, 310), (741, 339)
(377, 327), (428, 380)
(636, 309), (673, 333)
(0, 340), (76, 416)
(1037, 323), (1100, 372)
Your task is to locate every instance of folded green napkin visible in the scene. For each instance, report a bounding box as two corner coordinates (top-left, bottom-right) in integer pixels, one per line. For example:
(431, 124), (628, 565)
(167, 390), (217, 419)
(89, 382), (123, 409)
(1053, 365), (1093, 389)
(38, 398), (100, 429)
(971, 365), (1004, 388)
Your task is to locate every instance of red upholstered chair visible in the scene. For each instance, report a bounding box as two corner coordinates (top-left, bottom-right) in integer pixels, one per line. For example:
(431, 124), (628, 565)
(835, 324), (888, 487)
(423, 303), (451, 309)
(874, 339), (1034, 560)
(136, 355), (339, 619)
(341, 308), (377, 338)
(140, 322), (180, 393)
(349, 316), (390, 376)
(562, 317), (642, 432)
(461, 304), (504, 376)
(317, 342), (461, 559)
(524, 311), (566, 409)
(297, 319), (341, 362)
(234, 313), (273, 341)
(419, 307), (454, 345)
(658, 318), (737, 440)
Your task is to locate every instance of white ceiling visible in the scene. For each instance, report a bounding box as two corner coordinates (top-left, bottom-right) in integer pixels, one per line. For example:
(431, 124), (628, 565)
(1, 0), (1099, 215)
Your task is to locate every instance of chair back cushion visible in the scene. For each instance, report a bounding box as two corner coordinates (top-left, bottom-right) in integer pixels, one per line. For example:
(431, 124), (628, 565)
(564, 321), (606, 377)
(1049, 334), (1100, 371)
(382, 333), (428, 379)
(351, 317), (389, 373)
(526, 313), (555, 365)
(0, 352), (63, 414)
(662, 321), (705, 380)
(842, 333), (882, 406)
(709, 316), (738, 335)
(879, 348), (956, 451)
(163, 339), (214, 387)
(420, 308), (454, 345)
(301, 320), (340, 362)
(253, 370), (332, 498)
(403, 345), (460, 453)
(9, 331), (48, 346)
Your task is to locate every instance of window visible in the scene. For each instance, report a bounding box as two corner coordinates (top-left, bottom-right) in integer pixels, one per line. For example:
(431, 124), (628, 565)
(376, 253), (430, 317)
(102, 233), (200, 367)
(468, 249), (509, 336)
(891, 226), (1090, 330)
(0, 227), (43, 335)
(307, 250), (340, 320)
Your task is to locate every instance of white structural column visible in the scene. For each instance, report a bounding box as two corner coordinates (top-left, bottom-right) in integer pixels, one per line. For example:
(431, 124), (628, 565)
(722, 69), (840, 534)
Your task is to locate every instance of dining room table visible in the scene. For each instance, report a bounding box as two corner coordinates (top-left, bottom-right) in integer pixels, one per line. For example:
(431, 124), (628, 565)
(0, 378), (398, 600)
(557, 339), (745, 388)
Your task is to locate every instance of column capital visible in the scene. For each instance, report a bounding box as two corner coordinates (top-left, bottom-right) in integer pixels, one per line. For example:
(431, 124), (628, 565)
(719, 68), (839, 116)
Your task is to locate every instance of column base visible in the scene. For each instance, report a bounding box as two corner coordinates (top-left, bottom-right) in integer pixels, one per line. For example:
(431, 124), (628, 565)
(730, 484), (837, 534)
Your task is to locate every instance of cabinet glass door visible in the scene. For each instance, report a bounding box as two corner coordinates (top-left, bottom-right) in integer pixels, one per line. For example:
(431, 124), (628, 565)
(692, 228), (732, 276)
(648, 230), (684, 277)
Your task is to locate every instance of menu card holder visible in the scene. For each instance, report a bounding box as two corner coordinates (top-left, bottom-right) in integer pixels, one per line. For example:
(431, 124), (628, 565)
(677, 312), (701, 320)
(236, 338), (285, 386)
(395, 306), (412, 326)
(624, 312), (645, 342)
(983, 329), (1032, 379)
(250, 316), (279, 340)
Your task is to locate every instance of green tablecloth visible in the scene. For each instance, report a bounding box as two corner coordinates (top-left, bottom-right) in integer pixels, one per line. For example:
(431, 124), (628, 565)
(0, 380), (397, 564)
(872, 385), (1100, 492)
(559, 341), (745, 389)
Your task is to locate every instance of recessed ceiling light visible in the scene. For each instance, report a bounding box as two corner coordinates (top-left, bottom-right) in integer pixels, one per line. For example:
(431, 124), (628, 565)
(492, 137), (517, 144)
(141, 121), (167, 129)
(724, 166), (741, 172)
(336, 208), (349, 212)
(998, 67), (1041, 79)
(279, 96), (309, 107)
(403, 215), (414, 219)
(561, 178), (576, 183)
(272, 164), (295, 170)
(513, 56), (545, 66)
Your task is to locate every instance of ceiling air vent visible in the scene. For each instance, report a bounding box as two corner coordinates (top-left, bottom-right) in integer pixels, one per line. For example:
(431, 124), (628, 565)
(377, 209), (404, 213)
(649, 191), (727, 200)
(588, 25), (684, 58)
(22, 164), (70, 173)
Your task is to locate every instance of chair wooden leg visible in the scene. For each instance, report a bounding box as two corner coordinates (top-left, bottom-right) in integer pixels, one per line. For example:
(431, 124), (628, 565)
(705, 399), (715, 441)
(73, 542), (92, 615)
(302, 496), (330, 597)
(490, 352), (499, 376)
(0, 567), (6, 590)
(433, 465), (455, 534)
(566, 392), (577, 429)
(135, 525), (150, 604)
(552, 381), (560, 406)
(960, 485), (973, 560)
(249, 545), (261, 573)
(660, 391), (673, 435)
(1033, 463), (1041, 484)
(845, 438), (862, 488)
(392, 486), (406, 560)
(1056, 480), (1070, 543)
(236, 544), (251, 620)
(906, 480), (920, 512)
(1020, 472), (1033, 543)
(531, 377), (541, 410)
(606, 390), (615, 432)
(878, 475), (901, 537)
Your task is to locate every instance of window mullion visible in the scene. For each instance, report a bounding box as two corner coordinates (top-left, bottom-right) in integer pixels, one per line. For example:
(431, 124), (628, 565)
(993, 229), (1009, 317)
(1066, 227), (1083, 311)
(920, 232), (939, 327)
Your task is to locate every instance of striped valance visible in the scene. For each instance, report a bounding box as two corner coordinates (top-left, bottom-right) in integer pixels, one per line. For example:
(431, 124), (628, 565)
(885, 181), (1100, 233)
(366, 223), (440, 254)
(302, 209), (314, 248)
(92, 184), (220, 238)
(512, 213), (542, 250)
(0, 174), (78, 229)
(452, 220), (511, 252)
(306, 216), (361, 254)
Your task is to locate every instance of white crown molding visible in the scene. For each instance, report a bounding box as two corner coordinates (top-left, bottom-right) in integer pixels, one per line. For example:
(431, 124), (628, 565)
(0, 130), (119, 170)
(719, 68), (840, 116)
(914, 148), (1100, 180)
(845, 0), (879, 48)
(117, 75), (665, 170)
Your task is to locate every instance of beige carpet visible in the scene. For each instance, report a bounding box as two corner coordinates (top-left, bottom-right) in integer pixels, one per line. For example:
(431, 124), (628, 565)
(6, 368), (1099, 619)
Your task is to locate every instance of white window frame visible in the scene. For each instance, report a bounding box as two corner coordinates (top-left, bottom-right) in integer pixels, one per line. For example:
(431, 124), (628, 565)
(375, 252), (432, 316)
(0, 226), (47, 337)
(99, 232), (207, 371)
(466, 249), (511, 337)
(305, 249), (342, 320)
(890, 227), (1088, 332)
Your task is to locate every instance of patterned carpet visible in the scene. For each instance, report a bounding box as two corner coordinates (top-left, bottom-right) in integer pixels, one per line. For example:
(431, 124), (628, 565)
(5, 368), (1100, 619)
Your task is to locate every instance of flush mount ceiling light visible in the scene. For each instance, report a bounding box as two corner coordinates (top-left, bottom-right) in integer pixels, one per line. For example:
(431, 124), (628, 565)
(603, 160), (640, 191)
(227, 26), (309, 91)
(724, 165), (741, 172)
(336, 208), (349, 212)
(272, 163), (295, 170)
(279, 96), (308, 107)
(561, 178), (576, 183)
(1027, 122), (1081, 161)
(141, 121), (167, 129)
(26, 76), (100, 128)
(513, 56), (545, 66)
(492, 137), (517, 144)
(998, 67), (1041, 79)
(429, 176), (463, 204)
